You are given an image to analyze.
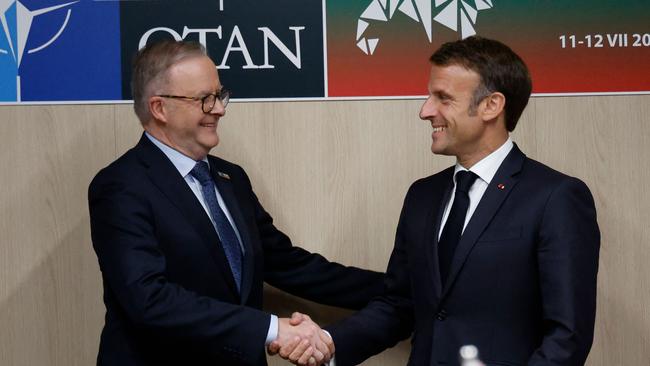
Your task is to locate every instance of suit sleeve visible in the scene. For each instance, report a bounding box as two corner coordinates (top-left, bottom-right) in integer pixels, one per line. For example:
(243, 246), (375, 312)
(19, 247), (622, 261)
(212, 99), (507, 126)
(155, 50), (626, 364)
(89, 173), (270, 365)
(324, 186), (419, 366)
(529, 177), (600, 366)
(237, 166), (385, 310)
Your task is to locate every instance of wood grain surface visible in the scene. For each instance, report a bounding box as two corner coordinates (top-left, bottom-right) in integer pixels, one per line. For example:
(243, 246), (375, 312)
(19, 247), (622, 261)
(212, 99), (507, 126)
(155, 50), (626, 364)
(0, 96), (647, 365)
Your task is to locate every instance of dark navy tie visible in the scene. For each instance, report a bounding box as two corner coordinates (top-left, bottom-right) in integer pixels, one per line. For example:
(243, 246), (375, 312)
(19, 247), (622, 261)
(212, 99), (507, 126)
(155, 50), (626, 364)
(438, 170), (478, 285)
(190, 161), (242, 291)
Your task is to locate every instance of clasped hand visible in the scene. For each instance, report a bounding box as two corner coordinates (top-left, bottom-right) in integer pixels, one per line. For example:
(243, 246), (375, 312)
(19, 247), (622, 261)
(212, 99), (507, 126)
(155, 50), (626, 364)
(267, 312), (334, 366)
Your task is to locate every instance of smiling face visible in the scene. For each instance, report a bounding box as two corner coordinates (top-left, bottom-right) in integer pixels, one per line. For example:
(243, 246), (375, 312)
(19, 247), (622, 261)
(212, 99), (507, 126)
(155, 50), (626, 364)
(148, 55), (225, 160)
(419, 63), (498, 167)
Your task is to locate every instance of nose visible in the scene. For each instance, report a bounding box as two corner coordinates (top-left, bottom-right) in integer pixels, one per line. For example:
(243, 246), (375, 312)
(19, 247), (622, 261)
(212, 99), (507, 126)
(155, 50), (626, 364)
(419, 96), (437, 120)
(209, 99), (226, 117)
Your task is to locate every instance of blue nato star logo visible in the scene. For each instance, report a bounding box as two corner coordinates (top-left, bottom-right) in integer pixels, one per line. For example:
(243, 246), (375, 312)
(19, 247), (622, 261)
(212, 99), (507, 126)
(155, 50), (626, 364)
(356, 0), (493, 55)
(0, 0), (78, 101)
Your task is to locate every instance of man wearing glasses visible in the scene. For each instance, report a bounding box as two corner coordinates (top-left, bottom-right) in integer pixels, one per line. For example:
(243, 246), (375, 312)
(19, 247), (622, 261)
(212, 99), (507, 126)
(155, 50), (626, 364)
(88, 40), (383, 366)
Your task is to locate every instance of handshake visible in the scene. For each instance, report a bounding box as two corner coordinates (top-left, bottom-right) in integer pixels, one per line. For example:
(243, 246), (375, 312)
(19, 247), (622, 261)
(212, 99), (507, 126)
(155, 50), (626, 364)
(268, 312), (334, 366)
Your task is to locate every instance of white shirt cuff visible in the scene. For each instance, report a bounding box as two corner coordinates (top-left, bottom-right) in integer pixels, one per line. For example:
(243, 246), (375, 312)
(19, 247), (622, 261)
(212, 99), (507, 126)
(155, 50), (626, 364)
(265, 314), (279, 345)
(322, 330), (336, 366)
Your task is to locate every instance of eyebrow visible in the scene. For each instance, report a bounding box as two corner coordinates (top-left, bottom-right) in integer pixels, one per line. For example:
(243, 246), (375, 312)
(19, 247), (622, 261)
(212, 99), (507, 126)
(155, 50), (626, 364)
(197, 86), (223, 96)
(430, 90), (452, 99)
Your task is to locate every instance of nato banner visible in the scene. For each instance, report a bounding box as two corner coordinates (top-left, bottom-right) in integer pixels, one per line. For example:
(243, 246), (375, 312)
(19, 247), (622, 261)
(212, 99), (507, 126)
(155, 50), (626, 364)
(0, 0), (649, 103)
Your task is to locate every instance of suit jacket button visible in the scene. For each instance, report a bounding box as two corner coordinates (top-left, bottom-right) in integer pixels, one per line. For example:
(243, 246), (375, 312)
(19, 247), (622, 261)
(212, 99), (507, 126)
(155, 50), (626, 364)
(436, 309), (447, 320)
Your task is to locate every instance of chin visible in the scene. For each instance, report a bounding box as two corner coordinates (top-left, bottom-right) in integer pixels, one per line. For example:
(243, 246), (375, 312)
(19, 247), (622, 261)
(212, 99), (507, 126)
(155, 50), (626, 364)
(431, 146), (451, 156)
(209, 132), (220, 144)
(200, 136), (219, 152)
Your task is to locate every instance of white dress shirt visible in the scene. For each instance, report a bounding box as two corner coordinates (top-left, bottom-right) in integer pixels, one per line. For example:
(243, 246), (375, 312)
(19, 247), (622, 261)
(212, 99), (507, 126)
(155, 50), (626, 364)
(145, 132), (278, 344)
(438, 138), (514, 239)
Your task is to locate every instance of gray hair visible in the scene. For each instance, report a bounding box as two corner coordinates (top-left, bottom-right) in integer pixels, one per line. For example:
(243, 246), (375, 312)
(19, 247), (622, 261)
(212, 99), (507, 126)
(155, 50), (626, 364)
(131, 40), (206, 124)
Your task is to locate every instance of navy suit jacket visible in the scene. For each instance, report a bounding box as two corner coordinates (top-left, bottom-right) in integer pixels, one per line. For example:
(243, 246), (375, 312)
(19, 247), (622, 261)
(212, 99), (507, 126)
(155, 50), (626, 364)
(88, 134), (384, 366)
(328, 145), (600, 366)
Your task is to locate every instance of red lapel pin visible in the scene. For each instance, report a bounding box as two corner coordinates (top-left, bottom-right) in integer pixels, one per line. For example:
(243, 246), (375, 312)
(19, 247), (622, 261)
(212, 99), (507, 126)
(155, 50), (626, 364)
(497, 183), (505, 190)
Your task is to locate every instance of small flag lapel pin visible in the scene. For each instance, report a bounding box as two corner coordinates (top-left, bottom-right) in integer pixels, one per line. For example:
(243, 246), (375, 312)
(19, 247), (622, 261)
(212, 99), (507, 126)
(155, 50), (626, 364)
(497, 183), (505, 190)
(217, 171), (230, 180)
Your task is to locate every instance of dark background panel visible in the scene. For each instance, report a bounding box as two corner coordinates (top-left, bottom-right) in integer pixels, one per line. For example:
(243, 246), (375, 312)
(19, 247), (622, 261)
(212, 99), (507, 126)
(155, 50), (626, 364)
(120, 0), (324, 99)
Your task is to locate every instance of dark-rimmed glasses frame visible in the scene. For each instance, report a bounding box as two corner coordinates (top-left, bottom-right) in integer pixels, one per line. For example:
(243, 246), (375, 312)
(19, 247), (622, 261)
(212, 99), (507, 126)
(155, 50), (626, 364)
(157, 89), (230, 113)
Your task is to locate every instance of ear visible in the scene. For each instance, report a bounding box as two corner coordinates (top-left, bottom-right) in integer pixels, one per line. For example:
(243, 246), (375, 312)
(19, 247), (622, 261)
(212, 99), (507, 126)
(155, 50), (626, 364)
(149, 96), (168, 123)
(480, 92), (506, 122)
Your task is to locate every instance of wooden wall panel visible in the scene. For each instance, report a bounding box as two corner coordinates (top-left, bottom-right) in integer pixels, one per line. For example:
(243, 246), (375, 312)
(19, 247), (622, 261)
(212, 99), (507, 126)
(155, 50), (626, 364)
(213, 100), (440, 365)
(0, 105), (115, 365)
(0, 95), (648, 365)
(216, 100), (441, 267)
(531, 96), (650, 365)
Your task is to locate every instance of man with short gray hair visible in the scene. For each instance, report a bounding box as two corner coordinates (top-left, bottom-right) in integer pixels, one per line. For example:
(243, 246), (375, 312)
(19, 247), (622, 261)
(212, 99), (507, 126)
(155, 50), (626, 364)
(89, 39), (383, 366)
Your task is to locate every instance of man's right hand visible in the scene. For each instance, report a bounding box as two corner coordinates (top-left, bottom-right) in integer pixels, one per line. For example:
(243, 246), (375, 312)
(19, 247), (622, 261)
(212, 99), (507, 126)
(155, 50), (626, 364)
(268, 312), (334, 366)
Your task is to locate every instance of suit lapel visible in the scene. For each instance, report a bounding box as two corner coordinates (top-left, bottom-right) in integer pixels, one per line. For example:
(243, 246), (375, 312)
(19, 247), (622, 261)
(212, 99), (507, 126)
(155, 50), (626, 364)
(135, 135), (240, 298)
(441, 145), (526, 298)
(208, 157), (255, 304)
(424, 170), (454, 298)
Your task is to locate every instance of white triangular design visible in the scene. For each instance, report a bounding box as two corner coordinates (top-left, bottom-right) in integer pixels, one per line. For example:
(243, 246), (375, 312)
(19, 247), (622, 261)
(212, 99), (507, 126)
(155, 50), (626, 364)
(398, 0), (419, 21)
(354, 0), (495, 55)
(357, 38), (369, 54)
(389, 0), (399, 18)
(16, 1), (33, 65)
(414, 0), (432, 41)
(12, 0), (78, 66)
(368, 38), (379, 54)
(475, 0), (491, 11)
(357, 19), (369, 40)
(460, 10), (476, 38)
(434, 0), (457, 31)
(462, 1), (477, 23)
(31, 1), (77, 16)
(361, 0), (388, 22)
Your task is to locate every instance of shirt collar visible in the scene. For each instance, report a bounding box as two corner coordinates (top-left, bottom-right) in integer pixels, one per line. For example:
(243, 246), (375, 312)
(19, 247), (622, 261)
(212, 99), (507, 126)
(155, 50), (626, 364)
(145, 132), (208, 177)
(454, 137), (514, 185)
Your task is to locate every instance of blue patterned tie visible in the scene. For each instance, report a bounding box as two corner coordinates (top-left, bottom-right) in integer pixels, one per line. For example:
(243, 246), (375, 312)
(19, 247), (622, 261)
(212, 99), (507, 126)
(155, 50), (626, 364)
(438, 170), (478, 285)
(190, 161), (242, 291)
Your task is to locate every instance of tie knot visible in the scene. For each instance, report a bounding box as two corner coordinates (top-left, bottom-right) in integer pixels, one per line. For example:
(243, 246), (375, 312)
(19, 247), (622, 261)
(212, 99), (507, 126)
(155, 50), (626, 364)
(190, 161), (213, 185)
(455, 170), (478, 194)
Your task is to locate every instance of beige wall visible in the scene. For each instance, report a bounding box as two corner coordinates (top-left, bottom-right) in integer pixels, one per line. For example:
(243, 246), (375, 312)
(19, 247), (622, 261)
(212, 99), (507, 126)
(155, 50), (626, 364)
(0, 96), (648, 365)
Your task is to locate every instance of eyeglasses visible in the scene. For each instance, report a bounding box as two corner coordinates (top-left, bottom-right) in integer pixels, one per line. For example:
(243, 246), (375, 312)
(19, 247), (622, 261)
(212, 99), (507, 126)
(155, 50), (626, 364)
(157, 88), (230, 113)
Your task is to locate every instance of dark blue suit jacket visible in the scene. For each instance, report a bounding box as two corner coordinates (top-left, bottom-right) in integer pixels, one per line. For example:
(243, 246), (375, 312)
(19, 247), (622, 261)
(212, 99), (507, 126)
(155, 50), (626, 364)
(328, 145), (600, 366)
(88, 135), (384, 366)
